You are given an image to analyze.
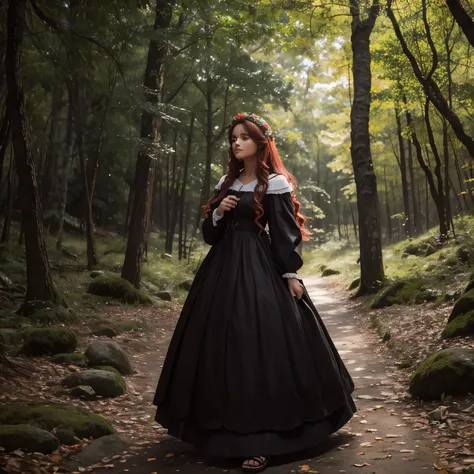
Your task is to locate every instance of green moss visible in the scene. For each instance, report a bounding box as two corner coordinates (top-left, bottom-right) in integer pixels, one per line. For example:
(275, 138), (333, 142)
(448, 288), (474, 322)
(456, 244), (473, 263)
(29, 307), (77, 326)
(0, 404), (113, 439)
(51, 352), (87, 367)
(0, 329), (22, 347)
(22, 327), (78, 356)
(93, 365), (121, 377)
(424, 244), (437, 257)
(112, 320), (145, 333)
(409, 348), (474, 399)
(442, 311), (474, 338)
(87, 274), (151, 304)
(321, 268), (340, 277)
(371, 279), (425, 309)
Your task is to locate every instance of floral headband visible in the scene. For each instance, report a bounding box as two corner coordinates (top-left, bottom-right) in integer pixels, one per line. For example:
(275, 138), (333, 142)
(230, 113), (273, 139)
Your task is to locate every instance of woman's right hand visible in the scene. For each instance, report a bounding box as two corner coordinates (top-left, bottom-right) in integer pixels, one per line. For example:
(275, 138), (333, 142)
(216, 195), (240, 216)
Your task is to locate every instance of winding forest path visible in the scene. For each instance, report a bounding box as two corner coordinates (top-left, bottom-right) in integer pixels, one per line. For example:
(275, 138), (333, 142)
(105, 277), (438, 474)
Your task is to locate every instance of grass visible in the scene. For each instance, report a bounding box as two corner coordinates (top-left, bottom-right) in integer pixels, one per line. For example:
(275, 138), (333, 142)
(303, 215), (474, 306)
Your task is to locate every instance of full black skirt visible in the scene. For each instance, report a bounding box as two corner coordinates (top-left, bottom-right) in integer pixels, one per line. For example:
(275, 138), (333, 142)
(153, 229), (356, 457)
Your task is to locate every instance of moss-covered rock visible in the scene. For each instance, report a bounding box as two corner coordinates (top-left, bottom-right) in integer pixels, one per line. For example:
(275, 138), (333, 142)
(178, 280), (193, 291)
(85, 340), (132, 375)
(51, 352), (87, 367)
(409, 348), (474, 399)
(348, 278), (360, 291)
(55, 428), (80, 446)
(321, 268), (340, 277)
(371, 279), (424, 309)
(90, 270), (105, 279)
(29, 306), (77, 325)
(0, 328), (22, 347)
(442, 311), (474, 338)
(446, 256), (459, 267)
(87, 274), (151, 304)
(403, 241), (431, 257)
(0, 424), (59, 453)
(18, 300), (56, 317)
(0, 404), (114, 439)
(112, 320), (144, 333)
(456, 244), (473, 263)
(448, 288), (474, 322)
(62, 369), (126, 398)
(68, 385), (97, 400)
(22, 327), (78, 356)
(464, 279), (474, 294)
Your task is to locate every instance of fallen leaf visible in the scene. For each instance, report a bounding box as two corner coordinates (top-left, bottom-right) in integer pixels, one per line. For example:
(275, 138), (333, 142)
(165, 453), (175, 458)
(300, 465), (311, 471)
(147, 458), (157, 462)
(353, 463), (370, 467)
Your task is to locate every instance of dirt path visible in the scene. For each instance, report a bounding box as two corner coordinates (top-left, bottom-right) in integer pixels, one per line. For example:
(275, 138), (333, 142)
(105, 277), (438, 474)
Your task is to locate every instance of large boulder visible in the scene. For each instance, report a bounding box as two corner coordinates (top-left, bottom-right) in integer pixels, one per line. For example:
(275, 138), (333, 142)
(0, 404), (113, 439)
(22, 327), (77, 356)
(409, 348), (474, 400)
(0, 424), (59, 453)
(448, 289), (474, 322)
(85, 341), (132, 375)
(62, 369), (126, 398)
(442, 311), (474, 339)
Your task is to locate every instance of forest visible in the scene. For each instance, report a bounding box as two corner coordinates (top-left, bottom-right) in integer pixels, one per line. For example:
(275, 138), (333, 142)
(0, 0), (473, 473)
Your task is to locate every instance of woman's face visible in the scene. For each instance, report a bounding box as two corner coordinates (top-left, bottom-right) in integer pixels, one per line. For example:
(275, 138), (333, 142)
(231, 123), (258, 161)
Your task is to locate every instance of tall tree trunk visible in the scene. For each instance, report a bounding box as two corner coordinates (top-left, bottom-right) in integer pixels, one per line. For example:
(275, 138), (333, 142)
(350, 0), (384, 295)
(445, 0), (474, 48)
(68, 79), (98, 269)
(387, 0), (474, 159)
(56, 102), (75, 251)
(178, 113), (194, 261)
(395, 106), (412, 237)
(0, 114), (10, 188)
(335, 182), (342, 240)
(1, 149), (14, 244)
(349, 201), (358, 241)
(383, 164), (392, 243)
(122, 0), (175, 288)
(5, 0), (60, 305)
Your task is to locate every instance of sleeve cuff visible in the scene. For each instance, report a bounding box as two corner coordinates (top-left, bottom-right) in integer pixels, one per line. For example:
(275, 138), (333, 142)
(282, 273), (298, 279)
(212, 208), (224, 227)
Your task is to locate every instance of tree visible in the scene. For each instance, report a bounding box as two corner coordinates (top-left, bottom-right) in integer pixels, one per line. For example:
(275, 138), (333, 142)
(122, 0), (175, 288)
(5, 0), (60, 306)
(349, 0), (384, 294)
(445, 0), (474, 48)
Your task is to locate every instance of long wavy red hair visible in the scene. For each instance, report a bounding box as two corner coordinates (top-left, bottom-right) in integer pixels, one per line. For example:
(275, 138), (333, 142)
(202, 118), (309, 240)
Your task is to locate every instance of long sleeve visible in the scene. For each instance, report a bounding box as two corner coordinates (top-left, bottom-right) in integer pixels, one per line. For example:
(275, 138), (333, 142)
(202, 178), (227, 245)
(265, 191), (303, 276)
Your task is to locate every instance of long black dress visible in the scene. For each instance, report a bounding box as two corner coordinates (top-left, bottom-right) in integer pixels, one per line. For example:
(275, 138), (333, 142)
(153, 174), (356, 458)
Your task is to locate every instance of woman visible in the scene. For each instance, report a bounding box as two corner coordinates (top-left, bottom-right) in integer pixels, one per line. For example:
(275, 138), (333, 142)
(153, 113), (356, 472)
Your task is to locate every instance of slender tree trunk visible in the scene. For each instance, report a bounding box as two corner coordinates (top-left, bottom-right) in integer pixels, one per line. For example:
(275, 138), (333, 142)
(383, 164), (393, 243)
(5, 0), (60, 305)
(0, 115), (10, 188)
(349, 201), (358, 241)
(395, 107), (412, 238)
(350, 0), (384, 295)
(57, 102), (74, 251)
(1, 149), (13, 243)
(335, 182), (342, 240)
(122, 0), (175, 288)
(178, 113), (194, 261)
(68, 79), (98, 269)
(445, 0), (474, 48)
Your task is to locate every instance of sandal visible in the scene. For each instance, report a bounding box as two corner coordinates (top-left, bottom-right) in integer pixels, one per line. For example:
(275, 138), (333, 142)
(242, 456), (270, 472)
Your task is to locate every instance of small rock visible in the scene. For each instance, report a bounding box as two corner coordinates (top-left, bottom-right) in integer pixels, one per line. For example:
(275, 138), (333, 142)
(63, 369), (126, 398)
(92, 326), (118, 338)
(85, 340), (132, 375)
(157, 291), (172, 301)
(179, 280), (193, 291)
(68, 434), (130, 470)
(69, 385), (96, 400)
(428, 406), (447, 422)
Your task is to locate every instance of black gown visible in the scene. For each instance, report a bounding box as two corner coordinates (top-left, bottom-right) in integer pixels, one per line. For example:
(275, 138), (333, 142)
(153, 176), (356, 458)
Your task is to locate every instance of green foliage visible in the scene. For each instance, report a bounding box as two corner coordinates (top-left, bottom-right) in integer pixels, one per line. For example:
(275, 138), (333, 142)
(371, 279), (425, 309)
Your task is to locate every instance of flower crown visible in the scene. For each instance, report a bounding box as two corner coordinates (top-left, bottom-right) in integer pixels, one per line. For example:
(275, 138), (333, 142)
(230, 113), (273, 139)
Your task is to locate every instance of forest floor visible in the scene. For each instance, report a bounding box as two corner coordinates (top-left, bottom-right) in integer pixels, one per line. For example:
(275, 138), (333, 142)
(1, 274), (473, 474)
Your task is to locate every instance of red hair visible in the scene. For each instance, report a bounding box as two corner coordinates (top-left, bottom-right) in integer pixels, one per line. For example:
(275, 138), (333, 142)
(202, 119), (309, 240)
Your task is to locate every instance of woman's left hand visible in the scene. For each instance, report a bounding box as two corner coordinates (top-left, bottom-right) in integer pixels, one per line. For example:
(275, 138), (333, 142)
(287, 278), (304, 300)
